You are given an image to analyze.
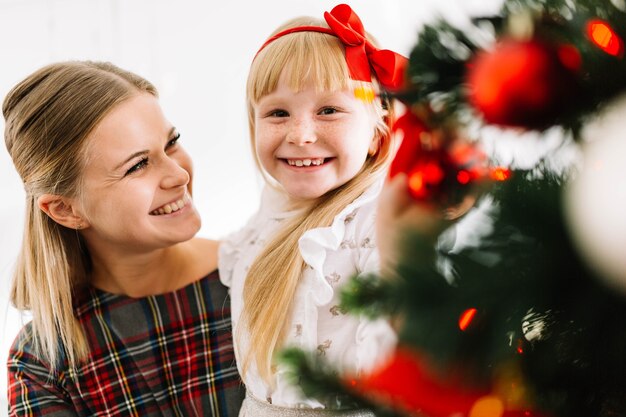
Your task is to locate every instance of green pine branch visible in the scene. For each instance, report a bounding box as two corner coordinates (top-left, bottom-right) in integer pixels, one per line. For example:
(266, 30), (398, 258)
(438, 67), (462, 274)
(278, 348), (407, 417)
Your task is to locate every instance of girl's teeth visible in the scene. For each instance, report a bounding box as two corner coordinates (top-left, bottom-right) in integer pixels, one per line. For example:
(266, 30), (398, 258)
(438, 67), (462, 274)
(288, 158), (324, 166)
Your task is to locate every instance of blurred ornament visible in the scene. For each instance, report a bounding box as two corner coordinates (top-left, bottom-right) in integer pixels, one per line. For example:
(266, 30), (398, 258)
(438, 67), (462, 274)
(348, 346), (538, 417)
(390, 111), (508, 216)
(348, 346), (487, 417)
(466, 39), (581, 129)
(565, 94), (626, 295)
(521, 309), (551, 343)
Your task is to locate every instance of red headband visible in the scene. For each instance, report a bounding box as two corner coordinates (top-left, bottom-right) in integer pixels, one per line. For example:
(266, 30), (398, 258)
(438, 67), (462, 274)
(255, 4), (408, 92)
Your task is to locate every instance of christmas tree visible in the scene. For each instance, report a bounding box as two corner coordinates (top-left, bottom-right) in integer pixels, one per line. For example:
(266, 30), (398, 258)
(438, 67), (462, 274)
(281, 0), (626, 416)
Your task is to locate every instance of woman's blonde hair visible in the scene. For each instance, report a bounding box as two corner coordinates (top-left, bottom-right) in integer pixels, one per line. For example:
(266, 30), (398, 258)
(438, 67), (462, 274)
(3, 61), (157, 371)
(242, 16), (397, 383)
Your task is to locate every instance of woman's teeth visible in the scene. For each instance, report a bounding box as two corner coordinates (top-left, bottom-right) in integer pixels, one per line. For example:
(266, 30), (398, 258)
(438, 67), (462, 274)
(150, 195), (190, 215)
(286, 158), (324, 167)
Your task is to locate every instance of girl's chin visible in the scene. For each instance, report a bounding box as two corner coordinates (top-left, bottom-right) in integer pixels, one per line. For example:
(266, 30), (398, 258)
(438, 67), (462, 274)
(285, 190), (327, 203)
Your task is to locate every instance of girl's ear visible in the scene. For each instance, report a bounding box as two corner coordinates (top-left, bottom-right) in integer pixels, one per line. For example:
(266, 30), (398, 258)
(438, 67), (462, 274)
(368, 136), (380, 156)
(369, 125), (386, 156)
(37, 194), (89, 230)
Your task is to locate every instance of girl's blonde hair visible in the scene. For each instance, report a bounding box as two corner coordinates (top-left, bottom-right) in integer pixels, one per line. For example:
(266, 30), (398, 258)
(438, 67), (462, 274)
(242, 16), (396, 383)
(3, 61), (157, 371)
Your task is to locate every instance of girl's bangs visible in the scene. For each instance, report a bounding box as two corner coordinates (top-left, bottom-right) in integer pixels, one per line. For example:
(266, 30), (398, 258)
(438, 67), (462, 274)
(248, 32), (351, 102)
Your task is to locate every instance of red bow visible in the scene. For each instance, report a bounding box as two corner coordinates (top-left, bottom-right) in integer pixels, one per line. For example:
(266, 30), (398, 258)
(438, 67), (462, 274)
(255, 4), (408, 92)
(324, 4), (408, 91)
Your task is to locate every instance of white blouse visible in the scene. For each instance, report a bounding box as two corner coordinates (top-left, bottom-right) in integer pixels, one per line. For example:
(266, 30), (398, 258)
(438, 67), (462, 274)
(218, 179), (397, 408)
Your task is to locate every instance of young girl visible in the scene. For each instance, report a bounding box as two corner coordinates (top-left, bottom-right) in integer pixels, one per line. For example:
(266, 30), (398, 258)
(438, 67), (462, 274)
(219, 4), (407, 415)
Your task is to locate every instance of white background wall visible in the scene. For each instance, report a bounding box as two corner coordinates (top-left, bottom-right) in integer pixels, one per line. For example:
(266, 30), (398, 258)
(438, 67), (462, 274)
(0, 0), (503, 413)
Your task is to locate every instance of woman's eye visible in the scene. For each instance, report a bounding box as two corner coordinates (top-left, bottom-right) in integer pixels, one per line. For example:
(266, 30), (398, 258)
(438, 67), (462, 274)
(166, 132), (181, 149)
(269, 109), (289, 118)
(125, 158), (149, 176)
(319, 107), (338, 115)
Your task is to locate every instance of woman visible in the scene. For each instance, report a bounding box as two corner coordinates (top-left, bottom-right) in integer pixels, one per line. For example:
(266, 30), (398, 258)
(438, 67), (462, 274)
(4, 61), (244, 416)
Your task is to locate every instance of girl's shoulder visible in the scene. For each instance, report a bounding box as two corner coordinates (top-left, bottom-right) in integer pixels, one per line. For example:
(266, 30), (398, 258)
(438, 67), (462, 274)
(335, 181), (382, 232)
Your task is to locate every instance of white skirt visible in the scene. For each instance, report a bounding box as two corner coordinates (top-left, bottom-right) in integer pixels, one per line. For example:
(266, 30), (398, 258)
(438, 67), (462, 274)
(239, 392), (376, 417)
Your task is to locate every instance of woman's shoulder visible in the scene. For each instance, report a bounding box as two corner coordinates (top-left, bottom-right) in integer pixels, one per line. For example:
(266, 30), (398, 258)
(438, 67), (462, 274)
(9, 321), (35, 355)
(8, 321), (54, 372)
(7, 322), (70, 411)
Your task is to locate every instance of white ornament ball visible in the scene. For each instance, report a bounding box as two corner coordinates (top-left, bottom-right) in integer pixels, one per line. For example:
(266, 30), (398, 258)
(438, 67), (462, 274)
(565, 94), (626, 295)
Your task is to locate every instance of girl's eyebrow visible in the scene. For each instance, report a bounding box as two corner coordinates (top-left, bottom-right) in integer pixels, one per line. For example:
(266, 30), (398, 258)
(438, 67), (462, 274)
(113, 127), (176, 170)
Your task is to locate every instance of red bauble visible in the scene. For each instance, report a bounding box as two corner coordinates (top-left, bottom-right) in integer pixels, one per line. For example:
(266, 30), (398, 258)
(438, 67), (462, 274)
(347, 346), (486, 417)
(390, 112), (491, 204)
(347, 346), (541, 417)
(466, 39), (581, 129)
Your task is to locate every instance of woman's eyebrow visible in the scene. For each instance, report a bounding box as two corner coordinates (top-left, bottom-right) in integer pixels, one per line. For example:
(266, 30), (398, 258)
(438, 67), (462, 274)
(115, 150), (149, 170)
(113, 127), (176, 170)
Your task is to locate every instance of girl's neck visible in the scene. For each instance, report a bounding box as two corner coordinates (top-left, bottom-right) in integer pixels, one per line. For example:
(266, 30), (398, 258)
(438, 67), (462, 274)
(286, 196), (316, 212)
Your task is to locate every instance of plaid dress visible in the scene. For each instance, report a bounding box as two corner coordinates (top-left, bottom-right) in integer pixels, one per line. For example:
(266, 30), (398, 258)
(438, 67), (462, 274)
(7, 270), (245, 417)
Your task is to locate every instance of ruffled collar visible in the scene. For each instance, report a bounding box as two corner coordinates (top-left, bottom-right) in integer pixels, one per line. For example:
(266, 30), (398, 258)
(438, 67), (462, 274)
(259, 177), (385, 224)
(297, 177), (384, 307)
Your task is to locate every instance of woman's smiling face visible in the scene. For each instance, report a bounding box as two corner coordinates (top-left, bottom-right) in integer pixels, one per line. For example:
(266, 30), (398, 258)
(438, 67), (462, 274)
(75, 93), (201, 255)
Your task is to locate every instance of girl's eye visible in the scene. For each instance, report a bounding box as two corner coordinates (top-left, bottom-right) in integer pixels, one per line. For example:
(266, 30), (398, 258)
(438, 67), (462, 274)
(268, 109), (289, 118)
(166, 132), (181, 149)
(125, 158), (149, 176)
(319, 107), (338, 115)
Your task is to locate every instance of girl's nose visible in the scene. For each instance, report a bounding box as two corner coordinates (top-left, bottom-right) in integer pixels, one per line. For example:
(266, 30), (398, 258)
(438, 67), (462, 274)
(286, 117), (317, 146)
(160, 157), (190, 189)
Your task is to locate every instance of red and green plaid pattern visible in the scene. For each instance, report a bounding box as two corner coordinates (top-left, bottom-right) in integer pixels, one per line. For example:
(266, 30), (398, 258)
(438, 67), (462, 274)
(8, 270), (244, 416)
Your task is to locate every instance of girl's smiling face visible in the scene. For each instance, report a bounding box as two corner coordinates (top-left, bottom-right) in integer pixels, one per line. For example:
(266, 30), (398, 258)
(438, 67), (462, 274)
(253, 73), (379, 202)
(75, 93), (201, 256)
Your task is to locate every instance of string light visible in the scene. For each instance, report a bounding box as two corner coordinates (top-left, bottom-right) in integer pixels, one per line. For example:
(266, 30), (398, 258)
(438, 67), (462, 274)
(459, 308), (478, 331)
(407, 162), (445, 199)
(586, 19), (624, 57)
(490, 167), (512, 181)
(469, 396), (504, 417)
(457, 170), (472, 185)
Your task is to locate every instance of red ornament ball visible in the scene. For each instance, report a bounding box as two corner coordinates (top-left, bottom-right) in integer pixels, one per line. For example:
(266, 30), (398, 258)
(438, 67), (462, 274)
(466, 39), (581, 129)
(389, 112), (491, 204)
(347, 346), (485, 417)
(346, 346), (543, 417)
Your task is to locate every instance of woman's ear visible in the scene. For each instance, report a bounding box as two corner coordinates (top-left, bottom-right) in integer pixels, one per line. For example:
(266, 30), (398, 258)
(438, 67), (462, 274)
(37, 194), (88, 230)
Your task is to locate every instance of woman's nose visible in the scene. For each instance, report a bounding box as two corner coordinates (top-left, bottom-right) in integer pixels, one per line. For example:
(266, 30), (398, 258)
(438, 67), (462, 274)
(159, 156), (190, 189)
(286, 117), (317, 146)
